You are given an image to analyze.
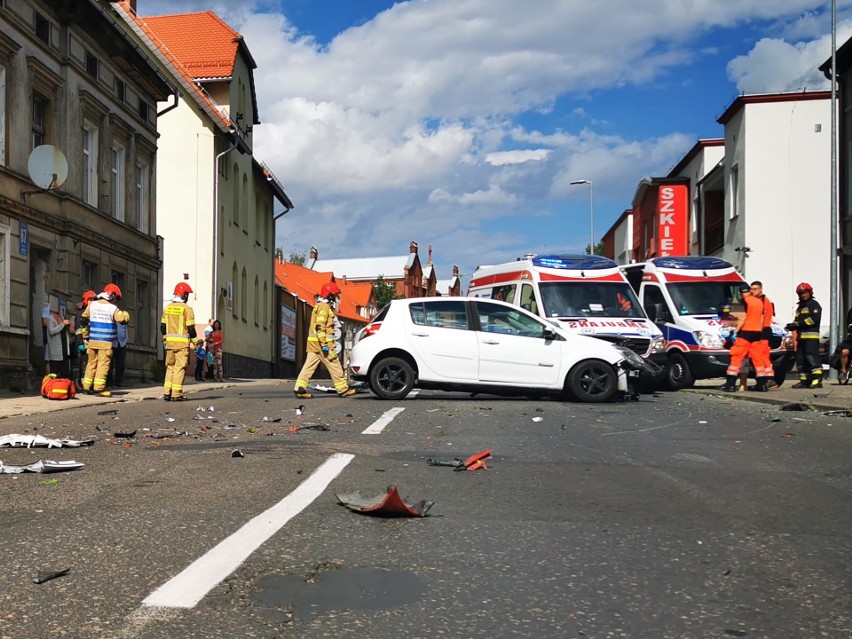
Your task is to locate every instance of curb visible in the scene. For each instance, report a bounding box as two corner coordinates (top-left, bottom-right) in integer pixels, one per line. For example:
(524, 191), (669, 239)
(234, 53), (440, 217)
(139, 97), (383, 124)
(683, 387), (851, 413)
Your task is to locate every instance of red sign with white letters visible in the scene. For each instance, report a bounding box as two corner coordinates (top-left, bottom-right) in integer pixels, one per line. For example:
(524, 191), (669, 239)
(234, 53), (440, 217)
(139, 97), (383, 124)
(656, 185), (688, 256)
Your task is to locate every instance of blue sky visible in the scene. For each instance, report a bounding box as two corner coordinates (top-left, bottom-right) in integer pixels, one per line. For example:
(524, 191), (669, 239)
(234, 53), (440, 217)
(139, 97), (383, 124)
(138, 0), (852, 287)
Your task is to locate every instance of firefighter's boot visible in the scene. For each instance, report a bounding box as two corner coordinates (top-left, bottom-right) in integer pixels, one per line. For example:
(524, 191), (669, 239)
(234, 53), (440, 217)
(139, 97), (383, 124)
(719, 375), (738, 392)
(294, 387), (313, 399)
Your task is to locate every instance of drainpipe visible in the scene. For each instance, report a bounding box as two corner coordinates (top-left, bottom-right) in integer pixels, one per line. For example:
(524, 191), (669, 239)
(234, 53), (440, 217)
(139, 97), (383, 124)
(213, 138), (238, 321)
(157, 91), (179, 117)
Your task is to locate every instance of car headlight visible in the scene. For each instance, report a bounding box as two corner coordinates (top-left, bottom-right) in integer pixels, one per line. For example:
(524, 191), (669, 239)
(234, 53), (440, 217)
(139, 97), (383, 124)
(694, 330), (724, 349)
(650, 336), (666, 354)
(614, 345), (645, 368)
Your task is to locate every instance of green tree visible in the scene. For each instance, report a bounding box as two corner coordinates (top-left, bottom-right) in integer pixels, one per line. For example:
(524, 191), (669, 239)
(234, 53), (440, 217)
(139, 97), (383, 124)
(274, 247), (284, 262)
(372, 275), (398, 308)
(288, 250), (306, 266)
(585, 241), (606, 256)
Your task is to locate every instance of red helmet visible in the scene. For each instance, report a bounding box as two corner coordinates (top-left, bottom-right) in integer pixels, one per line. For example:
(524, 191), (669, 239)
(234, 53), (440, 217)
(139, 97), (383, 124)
(795, 282), (813, 295)
(174, 282), (193, 297)
(82, 290), (96, 305)
(320, 282), (341, 298)
(103, 283), (122, 299)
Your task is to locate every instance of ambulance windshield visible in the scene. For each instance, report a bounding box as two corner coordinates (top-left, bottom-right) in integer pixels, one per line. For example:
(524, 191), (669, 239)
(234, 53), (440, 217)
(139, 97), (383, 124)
(539, 282), (645, 318)
(667, 282), (746, 315)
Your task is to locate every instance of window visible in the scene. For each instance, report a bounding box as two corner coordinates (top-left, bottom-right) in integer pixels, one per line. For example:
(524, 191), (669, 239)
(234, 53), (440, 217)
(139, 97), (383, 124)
(82, 122), (99, 206)
(488, 284), (516, 303)
(241, 267), (247, 321)
(85, 52), (98, 79)
(35, 12), (50, 45)
(643, 285), (669, 323)
(111, 144), (125, 221)
(263, 281), (268, 329)
(730, 165), (739, 219)
(136, 279), (150, 346)
(116, 79), (125, 103)
(32, 94), (47, 148)
(232, 163), (240, 225)
(475, 301), (546, 338)
(138, 102), (148, 123)
(409, 300), (469, 330)
(82, 260), (98, 290)
(136, 162), (149, 233)
(519, 283), (538, 315)
(110, 271), (126, 296)
(254, 275), (259, 326)
(0, 224), (9, 328)
(231, 262), (238, 318)
(241, 173), (249, 231)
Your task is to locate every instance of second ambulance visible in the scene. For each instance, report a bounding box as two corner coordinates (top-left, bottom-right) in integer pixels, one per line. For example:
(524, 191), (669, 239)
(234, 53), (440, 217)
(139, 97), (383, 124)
(469, 254), (666, 386)
(620, 256), (792, 389)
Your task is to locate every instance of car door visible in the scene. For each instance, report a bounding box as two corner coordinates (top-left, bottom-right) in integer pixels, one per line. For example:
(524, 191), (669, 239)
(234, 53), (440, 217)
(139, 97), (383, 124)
(406, 300), (479, 380)
(473, 301), (563, 386)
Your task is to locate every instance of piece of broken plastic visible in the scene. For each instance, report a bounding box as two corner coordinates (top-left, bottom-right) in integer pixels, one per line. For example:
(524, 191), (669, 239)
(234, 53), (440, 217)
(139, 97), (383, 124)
(0, 460), (84, 474)
(336, 485), (434, 517)
(0, 435), (95, 448)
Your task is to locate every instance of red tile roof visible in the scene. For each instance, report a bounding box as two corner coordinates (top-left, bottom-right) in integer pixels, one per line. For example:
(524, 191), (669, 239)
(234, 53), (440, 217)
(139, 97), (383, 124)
(143, 12), (240, 79)
(275, 262), (369, 324)
(114, 5), (231, 130)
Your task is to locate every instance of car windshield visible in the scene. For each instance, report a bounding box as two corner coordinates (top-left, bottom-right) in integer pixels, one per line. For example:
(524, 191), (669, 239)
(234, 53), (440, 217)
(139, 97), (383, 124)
(539, 282), (645, 318)
(667, 282), (745, 315)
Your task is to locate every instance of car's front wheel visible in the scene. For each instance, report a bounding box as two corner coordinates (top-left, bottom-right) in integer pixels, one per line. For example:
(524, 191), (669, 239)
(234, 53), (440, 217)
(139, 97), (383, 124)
(566, 359), (617, 403)
(368, 356), (415, 400)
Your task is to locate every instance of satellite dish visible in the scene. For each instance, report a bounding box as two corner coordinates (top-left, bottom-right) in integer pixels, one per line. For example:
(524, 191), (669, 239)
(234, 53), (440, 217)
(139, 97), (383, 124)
(27, 145), (68, 190)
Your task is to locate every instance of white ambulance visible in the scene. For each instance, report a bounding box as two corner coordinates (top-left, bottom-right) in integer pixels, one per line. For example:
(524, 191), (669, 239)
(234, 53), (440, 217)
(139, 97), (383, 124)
(620, 256), (793, 389)
(469, 254), (666, 384)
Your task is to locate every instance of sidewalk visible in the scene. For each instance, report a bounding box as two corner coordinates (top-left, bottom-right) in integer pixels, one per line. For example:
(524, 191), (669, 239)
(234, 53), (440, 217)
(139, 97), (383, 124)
(0, 378), (285, 420)
(686, 377), (852, 412)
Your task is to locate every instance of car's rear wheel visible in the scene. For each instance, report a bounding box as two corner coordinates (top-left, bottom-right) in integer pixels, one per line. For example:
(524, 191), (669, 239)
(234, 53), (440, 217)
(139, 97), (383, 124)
(566, 359), (617, 403)
(369, 356), (415, 400)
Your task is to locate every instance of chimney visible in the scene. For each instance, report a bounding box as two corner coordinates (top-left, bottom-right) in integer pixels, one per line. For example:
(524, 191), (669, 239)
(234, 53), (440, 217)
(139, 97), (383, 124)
(453, 264), (459, 277)
(309, 246), (318, 260)
(409, 240), (418, 254)
(427, 244), (433, 264)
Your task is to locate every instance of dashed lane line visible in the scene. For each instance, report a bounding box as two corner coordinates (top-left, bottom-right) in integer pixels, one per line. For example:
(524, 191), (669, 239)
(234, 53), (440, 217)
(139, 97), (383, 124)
(141, 452), (355, 609)
(361, 407), (406, 434)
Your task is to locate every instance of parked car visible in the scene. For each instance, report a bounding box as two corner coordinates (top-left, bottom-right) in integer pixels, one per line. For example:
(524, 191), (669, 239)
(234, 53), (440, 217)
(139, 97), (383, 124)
(349, 297), (650, 403)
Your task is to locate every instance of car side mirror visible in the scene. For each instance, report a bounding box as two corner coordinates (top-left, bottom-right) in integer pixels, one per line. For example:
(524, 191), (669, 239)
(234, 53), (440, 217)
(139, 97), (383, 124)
(543, 328), (558, 341)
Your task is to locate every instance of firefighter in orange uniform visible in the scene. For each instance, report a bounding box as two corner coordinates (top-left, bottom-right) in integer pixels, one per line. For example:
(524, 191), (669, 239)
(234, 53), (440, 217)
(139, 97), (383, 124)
(80, 283), (129, 397)
(294, 282), (357, 399)
(721, 283), (765, 392)
(161, 282), (196, 402)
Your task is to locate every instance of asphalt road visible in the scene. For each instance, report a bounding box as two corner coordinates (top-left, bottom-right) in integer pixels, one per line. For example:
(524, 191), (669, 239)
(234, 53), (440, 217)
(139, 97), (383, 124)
(0, 383), (850, 639)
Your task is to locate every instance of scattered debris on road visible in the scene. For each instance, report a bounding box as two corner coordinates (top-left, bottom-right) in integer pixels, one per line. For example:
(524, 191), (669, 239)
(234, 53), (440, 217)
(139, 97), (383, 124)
(33, 568), (70, 584)
(0, 460), (84, 474)
(337, 485), (434, 517)
(231, 449), (244, 458)
(779, 402), (812, 412)
(0, 434), (95, 448)
(289, 423), (331, 433)
(427, 449), (492, 472)
(823, 409), (852, 417)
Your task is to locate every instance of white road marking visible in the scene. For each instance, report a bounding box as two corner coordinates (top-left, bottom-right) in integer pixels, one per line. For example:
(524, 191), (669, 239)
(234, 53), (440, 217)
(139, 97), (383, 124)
(361, 407), (405, 434)
(142, 452), (354, 609)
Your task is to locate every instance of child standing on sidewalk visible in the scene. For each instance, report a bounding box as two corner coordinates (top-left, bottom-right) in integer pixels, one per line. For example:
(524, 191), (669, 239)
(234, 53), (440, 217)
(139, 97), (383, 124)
(194, 338), (206, 382)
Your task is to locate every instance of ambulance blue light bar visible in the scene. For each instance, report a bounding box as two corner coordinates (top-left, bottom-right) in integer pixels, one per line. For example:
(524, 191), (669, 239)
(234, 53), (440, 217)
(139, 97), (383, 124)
(531, 254), (617, 270)
(650, 256), (732, 270)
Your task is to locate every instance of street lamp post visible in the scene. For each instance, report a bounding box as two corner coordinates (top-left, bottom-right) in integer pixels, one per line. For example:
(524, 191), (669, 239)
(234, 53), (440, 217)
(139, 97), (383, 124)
(570, 179), (594, 255)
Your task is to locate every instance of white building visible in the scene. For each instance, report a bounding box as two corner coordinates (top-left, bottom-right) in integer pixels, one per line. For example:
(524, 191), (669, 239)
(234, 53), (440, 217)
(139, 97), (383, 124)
(716, 92), (831, 325)
(114, 2), (293, 377)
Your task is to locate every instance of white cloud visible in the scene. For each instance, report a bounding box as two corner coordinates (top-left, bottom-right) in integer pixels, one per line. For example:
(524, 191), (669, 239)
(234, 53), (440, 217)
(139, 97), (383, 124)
(136, 0), (848, 278)
(485, 150), (550, 166)
(727, 21), (852, 93)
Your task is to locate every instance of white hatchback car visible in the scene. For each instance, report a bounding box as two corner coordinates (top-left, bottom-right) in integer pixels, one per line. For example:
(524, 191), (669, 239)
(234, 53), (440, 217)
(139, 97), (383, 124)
(349, 297), (648, 402)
